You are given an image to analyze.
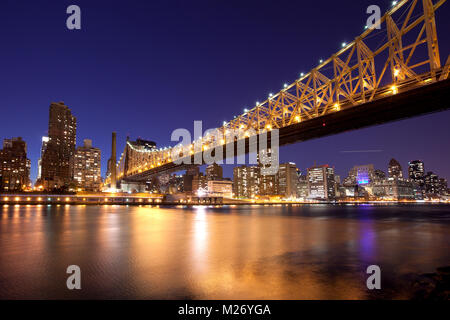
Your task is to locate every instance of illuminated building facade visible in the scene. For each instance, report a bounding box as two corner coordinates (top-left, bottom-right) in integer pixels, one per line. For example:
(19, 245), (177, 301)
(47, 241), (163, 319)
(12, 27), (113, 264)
(74, 139), (101, 192)
(206, 163), (223, 181)
(207, 180), (233, 198)
(307, 164), (335, 200)
(277, 163), (299, 198)
(233, 165), (260, 198)
(388, 158), (403, 178)
(38, 102), (77, 190)
(0, 137), (31, 191)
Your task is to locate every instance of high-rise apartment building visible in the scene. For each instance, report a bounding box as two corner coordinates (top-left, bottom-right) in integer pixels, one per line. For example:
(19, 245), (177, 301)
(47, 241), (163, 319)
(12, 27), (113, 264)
(74, 139), (101, 192)
(424, 171), (440, 195)
(233, 165), (260, 198)
(296, 174), (309, 198)
(388, 158), (403, 179)
(205, 163), (223, 181)
(0, 137), (31, 191)
(408, 160), (425, 186)
(38, 102), (77, 190)
(307, 164), (335, 200)
(258, 149), (278, 196)
(277, 163), (299, 199)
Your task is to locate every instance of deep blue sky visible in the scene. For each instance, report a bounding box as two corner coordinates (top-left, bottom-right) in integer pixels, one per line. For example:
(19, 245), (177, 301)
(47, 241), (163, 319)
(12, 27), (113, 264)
(0, 0), (449, 182)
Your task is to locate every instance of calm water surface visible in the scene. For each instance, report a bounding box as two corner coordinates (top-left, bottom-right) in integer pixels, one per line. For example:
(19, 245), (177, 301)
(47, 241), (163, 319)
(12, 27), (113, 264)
(0, 204), (449, 299)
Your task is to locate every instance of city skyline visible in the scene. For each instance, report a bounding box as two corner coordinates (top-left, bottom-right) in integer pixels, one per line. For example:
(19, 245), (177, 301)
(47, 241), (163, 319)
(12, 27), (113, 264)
(1, 102), (449, 185)
(1, 1), (450, 183)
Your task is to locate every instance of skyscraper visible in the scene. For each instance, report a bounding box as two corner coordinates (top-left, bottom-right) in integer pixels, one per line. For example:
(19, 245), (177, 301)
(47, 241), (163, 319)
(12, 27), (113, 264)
(233, 165), (259, 198)
(307, 164), (335, 200)
(258, 149), (277, 196)
(277, 163), (299, 199)
(0, 137), (31, 191)
(74, 139), (101, 192)
(388, 158), (403, 179)
(38, 102), (77, 190)
(205, 163), (223, 181)
(408, 160), (425, 186)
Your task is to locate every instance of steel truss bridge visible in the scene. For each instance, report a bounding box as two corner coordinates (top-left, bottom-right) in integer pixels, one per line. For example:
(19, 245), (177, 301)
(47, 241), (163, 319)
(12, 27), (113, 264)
(110, 0), (450, 184)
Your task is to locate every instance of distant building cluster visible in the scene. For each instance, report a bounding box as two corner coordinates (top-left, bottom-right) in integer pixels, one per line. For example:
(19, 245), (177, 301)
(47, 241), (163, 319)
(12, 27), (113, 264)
(231, 158), (448, 201)
(0, 102), (101, 193)
(0, 102), (448, 201)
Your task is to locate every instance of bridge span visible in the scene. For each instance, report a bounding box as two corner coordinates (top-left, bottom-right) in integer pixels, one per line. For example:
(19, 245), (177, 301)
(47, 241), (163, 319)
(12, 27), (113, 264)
(106, 0), (450, 185)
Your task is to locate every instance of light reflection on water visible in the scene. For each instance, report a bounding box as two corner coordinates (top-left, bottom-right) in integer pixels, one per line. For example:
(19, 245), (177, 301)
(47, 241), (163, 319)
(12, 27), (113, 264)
(0, 204), (449, 299)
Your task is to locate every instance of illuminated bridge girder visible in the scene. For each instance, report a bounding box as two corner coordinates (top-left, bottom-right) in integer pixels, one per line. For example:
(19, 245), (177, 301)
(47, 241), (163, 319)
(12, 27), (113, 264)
(111, 0), (450, 183)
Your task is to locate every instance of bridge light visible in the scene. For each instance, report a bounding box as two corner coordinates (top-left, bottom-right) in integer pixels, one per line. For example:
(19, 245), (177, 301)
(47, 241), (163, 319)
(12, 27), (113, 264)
(244, 108), (248, 113)
(341, 42), (346, 47)
(295, 116), (301, 123)
(394, 68), (400, 77)
(284, 83), (288, 88)
(220, 139), (225, 144)
(223, 121), (226, 126)
(391, 85), (398, 94)
(319, 59), (323, 63)
(269, 93), (273, 98)
(392, 1), (398, 6)
(300, 72), (304, 77)
(265, 124), (272, 131)
(334, 103), (340, 111)
(240, 124), (245, 129)
(256, 101), (260, 106)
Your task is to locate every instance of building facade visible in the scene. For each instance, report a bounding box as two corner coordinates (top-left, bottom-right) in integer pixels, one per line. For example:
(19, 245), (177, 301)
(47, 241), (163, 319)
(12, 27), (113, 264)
(233, 165), (260, 198)
(307, 164), (335, 200)
(277, 163), (299, 199)
(207, 180), (233, 198)
(74, 139), (101, 192)
(0, 137), (31, 191)
(38, 102), (77, 190)
(388, 158), (403, 179)
(206, 163), (223, 181)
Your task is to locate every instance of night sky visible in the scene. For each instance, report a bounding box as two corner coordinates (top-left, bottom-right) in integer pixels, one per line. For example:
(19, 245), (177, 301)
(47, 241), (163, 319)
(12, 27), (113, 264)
(1, 0), (449, 183)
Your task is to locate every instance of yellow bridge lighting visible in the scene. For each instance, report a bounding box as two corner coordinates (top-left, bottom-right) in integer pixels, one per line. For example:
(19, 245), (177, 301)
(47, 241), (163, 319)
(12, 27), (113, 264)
(391, 85), (398, 94)
(113, 0), (446, 182)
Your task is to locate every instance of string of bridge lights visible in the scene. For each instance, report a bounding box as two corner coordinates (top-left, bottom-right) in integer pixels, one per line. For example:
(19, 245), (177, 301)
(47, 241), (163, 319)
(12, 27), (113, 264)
(223, 1), (402, 127)
(119, 0), (404, 171)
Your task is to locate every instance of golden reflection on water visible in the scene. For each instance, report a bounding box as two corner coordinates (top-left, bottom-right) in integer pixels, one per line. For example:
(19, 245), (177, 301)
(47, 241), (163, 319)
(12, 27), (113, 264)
(0, 204), (449, 299)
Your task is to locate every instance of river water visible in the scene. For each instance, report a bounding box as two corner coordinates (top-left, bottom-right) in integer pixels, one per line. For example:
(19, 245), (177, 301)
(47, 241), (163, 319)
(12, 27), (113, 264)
(0, 204), (449, 299)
